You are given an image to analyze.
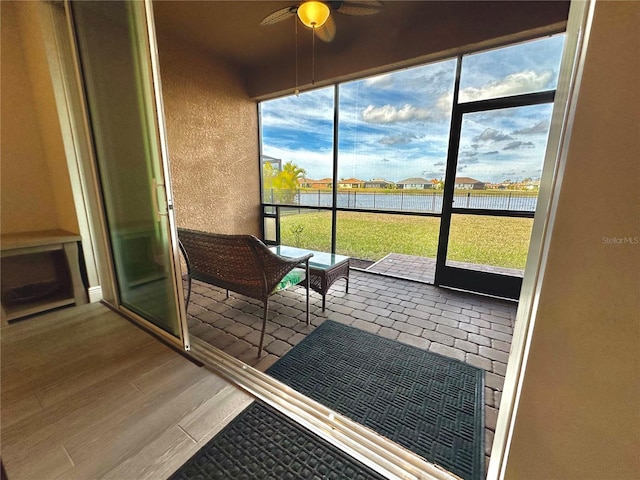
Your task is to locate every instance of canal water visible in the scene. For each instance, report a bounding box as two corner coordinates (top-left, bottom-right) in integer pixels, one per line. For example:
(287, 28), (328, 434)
(290, 190), (537, 212)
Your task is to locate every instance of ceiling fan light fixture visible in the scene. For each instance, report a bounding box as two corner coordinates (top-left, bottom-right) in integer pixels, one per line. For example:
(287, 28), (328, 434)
(297, 1), (330, 28)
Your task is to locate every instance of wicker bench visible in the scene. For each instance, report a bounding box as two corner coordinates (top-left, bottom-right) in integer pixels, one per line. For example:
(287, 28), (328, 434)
(178, 228), (312, 356)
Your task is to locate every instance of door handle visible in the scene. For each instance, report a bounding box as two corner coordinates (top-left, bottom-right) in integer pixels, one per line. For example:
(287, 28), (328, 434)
(151, 178), (168, 222)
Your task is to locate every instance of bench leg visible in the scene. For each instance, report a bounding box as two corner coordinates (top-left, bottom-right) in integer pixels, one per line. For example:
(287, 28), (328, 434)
(258, 298), (269, 357)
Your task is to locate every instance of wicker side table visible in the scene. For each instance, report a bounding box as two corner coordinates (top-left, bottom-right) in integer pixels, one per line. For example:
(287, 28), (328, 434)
(270, 246), (350, 311)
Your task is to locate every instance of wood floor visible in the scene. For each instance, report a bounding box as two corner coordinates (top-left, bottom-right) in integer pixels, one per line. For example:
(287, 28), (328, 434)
(0, 302), (254, 480)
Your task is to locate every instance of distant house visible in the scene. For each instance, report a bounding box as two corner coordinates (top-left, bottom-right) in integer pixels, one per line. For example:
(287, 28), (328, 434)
(364, 178), (395, 189)
(454, 177), (486, 190)
(298, 177), (333, 189)
(396, 177), (432, 190)
(338, 178), (365, 188)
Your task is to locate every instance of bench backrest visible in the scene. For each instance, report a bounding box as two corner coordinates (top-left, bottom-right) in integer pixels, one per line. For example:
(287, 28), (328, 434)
(178, 228), (289, 300)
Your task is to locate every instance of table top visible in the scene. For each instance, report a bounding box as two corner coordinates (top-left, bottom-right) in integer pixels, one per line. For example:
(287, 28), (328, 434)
(270, 245), (349, 270)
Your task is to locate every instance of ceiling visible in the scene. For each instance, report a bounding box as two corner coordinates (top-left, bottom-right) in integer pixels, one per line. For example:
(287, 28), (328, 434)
(152, 1), (570, 98)
(152, 1), (433, 72)
(153, 0), (422, 70)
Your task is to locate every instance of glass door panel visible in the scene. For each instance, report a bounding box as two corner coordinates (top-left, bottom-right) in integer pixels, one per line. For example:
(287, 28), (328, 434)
(70, 1), (186, 341)
(451, 104), (553, 212)
(439, 103), (554, 299)
(458, 35), (565, 103)
(446, 214), (533, 275)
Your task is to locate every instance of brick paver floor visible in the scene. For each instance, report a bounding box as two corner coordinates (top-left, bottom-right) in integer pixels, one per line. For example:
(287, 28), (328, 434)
(366, 252), (436, 283)
(185, 269), (517, 472)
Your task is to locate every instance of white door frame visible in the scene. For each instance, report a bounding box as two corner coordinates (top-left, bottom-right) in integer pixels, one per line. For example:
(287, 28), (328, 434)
(488, 0), (595, 477)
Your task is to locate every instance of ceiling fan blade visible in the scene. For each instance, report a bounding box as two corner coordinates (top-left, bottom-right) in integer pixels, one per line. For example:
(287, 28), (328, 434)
(260, 6), (297, 26)
(336, 1), (384, 16)
(315, 15), (336, 42)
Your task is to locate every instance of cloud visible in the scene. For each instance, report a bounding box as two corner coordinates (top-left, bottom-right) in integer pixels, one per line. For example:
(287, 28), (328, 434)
(434, 161), (445, 166)
(436, 70), (555, 110)
(484, 150), (500, 155)
(459, 150), (479, 164)
(459, 156), (479, 165)
(459, 70), (554, 102)
(503, 141), (535, 150)
(473, 128), (514, 143)
(458, 145), (478, 165)
(364, 73), (394, 88)
(362, 104), (435, 124)
(379, 132), (422, 146)
(513, 120), (550, 135)
(436, 93), (454, 113)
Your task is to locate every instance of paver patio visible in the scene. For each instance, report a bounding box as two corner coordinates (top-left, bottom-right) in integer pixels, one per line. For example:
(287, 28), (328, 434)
(185, 267), (517, 471)
(366, 252), (524, 284)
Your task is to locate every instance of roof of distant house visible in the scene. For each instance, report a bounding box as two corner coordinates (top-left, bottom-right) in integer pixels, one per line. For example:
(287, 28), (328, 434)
(455, 177), (483, 184)
(298, 177), (333, 184)
(397, 177), (430, 184)
(339, 178), (364, 183)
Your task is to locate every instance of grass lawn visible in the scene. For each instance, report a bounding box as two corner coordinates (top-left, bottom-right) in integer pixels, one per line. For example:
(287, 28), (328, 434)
(280, 211), (533, 270)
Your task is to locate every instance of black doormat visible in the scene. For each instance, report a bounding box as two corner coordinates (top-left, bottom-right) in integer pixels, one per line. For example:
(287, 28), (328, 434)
(169, 400), (388, 480)
(267, 320), (485, 480)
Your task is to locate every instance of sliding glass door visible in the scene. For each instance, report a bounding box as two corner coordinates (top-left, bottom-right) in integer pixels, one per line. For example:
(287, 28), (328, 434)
(68, 0), (188, 347)
(436, 36), (564, 299)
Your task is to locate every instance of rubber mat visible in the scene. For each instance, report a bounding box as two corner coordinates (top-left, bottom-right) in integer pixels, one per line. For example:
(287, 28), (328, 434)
(169, 400), (388, 480)
(267, 320), (485, 480)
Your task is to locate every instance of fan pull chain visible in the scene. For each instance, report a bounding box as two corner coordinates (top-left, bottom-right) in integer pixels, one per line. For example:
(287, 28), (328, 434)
(294, 18), (299, 96)
(311, 26), (316, 85)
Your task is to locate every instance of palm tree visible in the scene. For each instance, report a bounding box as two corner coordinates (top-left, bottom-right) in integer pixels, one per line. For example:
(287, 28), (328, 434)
(272, 161), (306, 203)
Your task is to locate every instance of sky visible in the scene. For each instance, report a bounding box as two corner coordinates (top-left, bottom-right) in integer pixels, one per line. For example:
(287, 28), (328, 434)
(260, 34), (565, 184)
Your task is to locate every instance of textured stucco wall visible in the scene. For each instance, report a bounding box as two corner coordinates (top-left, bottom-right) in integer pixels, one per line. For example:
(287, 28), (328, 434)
(505, 1), (640, 478)
(157, 33), (261, 236)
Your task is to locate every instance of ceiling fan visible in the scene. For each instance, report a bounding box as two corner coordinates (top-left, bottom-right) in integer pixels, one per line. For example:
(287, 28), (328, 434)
(260, 1), (384, 43)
